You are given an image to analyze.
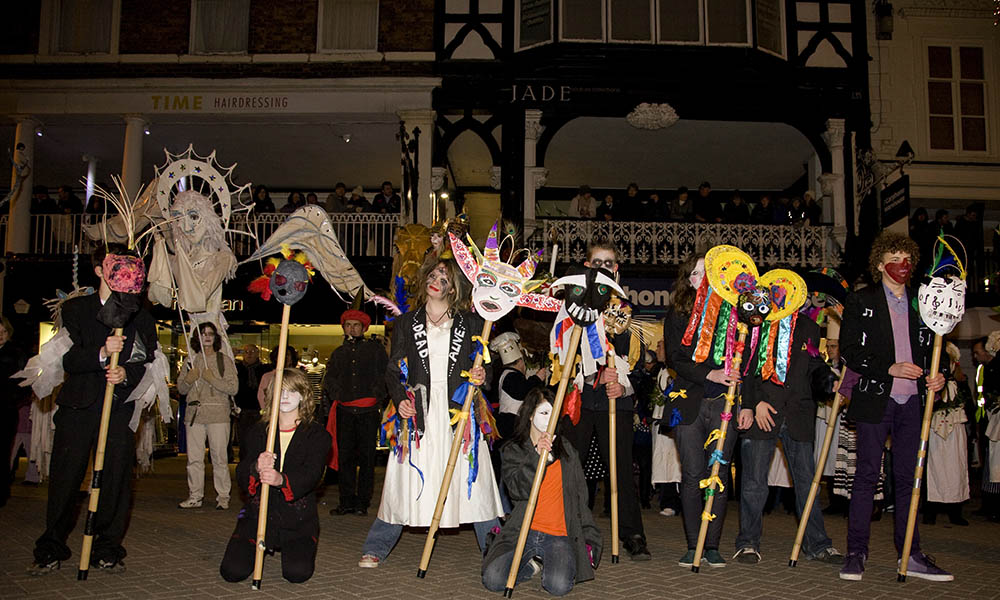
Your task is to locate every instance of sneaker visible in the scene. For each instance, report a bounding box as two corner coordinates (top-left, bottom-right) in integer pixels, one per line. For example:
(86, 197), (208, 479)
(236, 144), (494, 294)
(624, 534), (652, 561)
(678, 549), (697, 567)
(659, 508), (677, 517)
(902, 553), (953, 582)
(809, 547), (844, 565)
(703, 549), (726, 568)
(27, 558), (60, 576)
(178, 498), (202, 509)
(216, 500), (229, 510)
(358, 554), (380, 568)
(92, 557), (126, 573)
(839, 552), (866, 581)
(527, 557), (542, 579)
(733, 547), (761, 564)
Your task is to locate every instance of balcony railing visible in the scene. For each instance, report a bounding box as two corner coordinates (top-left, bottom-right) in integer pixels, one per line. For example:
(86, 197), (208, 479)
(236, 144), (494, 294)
(527, 219), (837, 269)
(1, 213), (401, 259)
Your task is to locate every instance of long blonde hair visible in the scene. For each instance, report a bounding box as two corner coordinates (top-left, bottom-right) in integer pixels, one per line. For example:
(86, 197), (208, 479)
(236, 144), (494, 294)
(261, 368), (316, 425)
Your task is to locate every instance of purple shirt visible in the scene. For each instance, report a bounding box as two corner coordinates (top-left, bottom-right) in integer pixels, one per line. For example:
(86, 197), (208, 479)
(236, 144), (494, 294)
(884, 283), (918, 403)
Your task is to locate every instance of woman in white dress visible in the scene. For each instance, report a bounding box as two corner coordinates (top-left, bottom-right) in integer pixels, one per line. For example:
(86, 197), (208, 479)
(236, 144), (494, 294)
(924, 342), (970, 525)
(359, 259), (503, 567)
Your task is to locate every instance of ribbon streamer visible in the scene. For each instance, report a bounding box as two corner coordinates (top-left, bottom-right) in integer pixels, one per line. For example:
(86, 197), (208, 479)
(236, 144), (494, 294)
(694, 292), (721, 363)
(710, 300), (730, 366)
(761, 322), (779, 381)
(719, 411), (732, 422)
(668, 389), (688, 400)
(699, 474), (725, 493)
(703, 428), (722, 449)
(669, 407), (682, 427)
(682, 277), (709, 345)
(701, 511), (716, 522)
(708, 448), (729, 467)
(723, 304), (737, 373)
(585, 323), (605, 361)
(471, 335), (491, 364)
(774, 312), (795, 383)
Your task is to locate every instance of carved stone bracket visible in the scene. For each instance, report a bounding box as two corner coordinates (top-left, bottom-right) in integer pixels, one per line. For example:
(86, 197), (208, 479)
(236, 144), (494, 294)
(490, 166), (502, 190)
(529, 167), (548, 189)
(525, 109), (544, 141)
(430, 166), (447, 191)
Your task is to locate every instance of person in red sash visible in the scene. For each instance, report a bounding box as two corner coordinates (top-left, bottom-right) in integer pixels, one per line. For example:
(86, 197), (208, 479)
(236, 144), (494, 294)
(324, 309), (388, 516)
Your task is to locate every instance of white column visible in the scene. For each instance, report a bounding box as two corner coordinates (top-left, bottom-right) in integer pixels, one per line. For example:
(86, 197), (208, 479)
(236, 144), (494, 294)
(398, 109), (435, 226)
(822, 118), (847, 247)
(121, 115), (147, 200)
(83, 154), (98, 208)
(523, 109), (543, 237)
(6, 116), (37, 254)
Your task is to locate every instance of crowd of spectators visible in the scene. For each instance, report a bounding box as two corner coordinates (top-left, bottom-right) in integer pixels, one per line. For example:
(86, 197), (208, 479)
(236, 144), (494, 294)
(251, 181), (402, 216)
(568, 181), (825, 225)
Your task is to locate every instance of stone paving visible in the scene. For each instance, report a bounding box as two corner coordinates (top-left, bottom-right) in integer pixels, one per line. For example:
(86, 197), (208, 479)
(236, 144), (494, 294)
(1, 455), (997, 600)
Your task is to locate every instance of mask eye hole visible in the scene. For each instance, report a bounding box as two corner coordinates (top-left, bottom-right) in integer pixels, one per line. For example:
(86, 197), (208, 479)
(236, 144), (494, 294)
(758, 305), (769, 314)
(742, 302), (755, 311)
(597, 284), (608, 295)
(571, 285), (584, 296)
(476, 273), (496, 287)
(499, 282), (520, 297)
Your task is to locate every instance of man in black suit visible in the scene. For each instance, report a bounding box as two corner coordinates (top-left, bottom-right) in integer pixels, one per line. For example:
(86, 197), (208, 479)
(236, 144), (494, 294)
(30, 244), (156, 574)
(838, 231), (949, 583)
(734, 315), (843, 565)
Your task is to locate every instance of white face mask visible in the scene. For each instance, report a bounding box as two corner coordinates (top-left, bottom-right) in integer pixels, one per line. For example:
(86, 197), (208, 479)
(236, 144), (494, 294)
(279, 389), (303, 414)
(532, 401), (553, 433)
(689, 258), (705, 289)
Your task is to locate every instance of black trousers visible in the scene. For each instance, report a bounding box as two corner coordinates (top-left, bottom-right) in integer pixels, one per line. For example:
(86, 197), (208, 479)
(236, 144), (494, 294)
(336, 408), (379, 510)
(34, 401), (134, 563)
(220, 526), (317, 584)
(563, 408), (645, 540)
(237, 409), (261, 462)
(0, 404), (18, 504)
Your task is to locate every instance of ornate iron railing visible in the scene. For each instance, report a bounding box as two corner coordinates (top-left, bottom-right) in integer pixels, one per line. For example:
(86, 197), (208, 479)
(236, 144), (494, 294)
(527, 219), (837, 268)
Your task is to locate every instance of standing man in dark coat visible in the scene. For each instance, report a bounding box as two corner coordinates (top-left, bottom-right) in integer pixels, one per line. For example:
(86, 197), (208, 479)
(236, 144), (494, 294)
(235, 343), (268, 461)
(30, 243), (156, 574)
(733, 316), (843, 565)
(324, 309), (387, 516)
(838, 231), (950, 582)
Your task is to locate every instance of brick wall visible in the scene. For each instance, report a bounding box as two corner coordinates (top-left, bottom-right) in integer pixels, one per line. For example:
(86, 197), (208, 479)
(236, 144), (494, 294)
(0, 3), (40, 54)
(120, 0), (190, 54)
(249, 1), (318, 54)
(379, 0), (434, 52)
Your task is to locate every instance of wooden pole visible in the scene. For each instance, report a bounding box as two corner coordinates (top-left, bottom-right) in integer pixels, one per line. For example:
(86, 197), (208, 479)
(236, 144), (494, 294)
(77, 327), (123, 580)
(417, 319), (493, 578)
(692, 325), (747, 573)
(251, 303), (292, 590)
(504, 325), (583, 598)
(789, 366), (847, 566)
(606, 351), (620, 564)
(898, 334), (943, 582)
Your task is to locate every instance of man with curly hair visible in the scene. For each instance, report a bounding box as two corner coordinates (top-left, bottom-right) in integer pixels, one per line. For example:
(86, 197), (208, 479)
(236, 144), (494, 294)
(838, 231), (950, 582)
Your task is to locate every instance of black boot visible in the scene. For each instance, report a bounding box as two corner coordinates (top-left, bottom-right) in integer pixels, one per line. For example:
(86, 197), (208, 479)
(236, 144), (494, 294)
(947, 503), (968, 526)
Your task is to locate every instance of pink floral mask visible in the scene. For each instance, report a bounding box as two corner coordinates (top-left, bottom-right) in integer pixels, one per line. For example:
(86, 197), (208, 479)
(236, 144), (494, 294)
(102, 254), (146, 293)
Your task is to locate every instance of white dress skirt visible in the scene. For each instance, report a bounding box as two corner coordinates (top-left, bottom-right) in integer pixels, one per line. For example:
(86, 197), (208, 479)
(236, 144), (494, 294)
(813, 403), (838, 477)
(377, 318), (503, 527)
(651, 369), (681, 485)
(926, 407), (969, 503)
(767, 441), (793, 488)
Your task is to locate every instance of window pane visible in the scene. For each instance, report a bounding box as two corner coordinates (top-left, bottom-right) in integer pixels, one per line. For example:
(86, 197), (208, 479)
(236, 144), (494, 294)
(929, 116), (954, 150)
(193, 0), (249, 54)
(755, 0), (783, 55)
(563, 0), (603, 40)
(927, 46), (951, 79)
(961, 117), (986, 151)
(57, 0), (112, 53)
(611, 0), (651, 41)
(960, 83), (985, 116)
(320, 0), (378, 50)
(707, 0), (747, 44)
(519, 0), (553, 49)
(960, 46), (984, 80)
(658, 0), (699, 42)
(927, 81), (953, 115)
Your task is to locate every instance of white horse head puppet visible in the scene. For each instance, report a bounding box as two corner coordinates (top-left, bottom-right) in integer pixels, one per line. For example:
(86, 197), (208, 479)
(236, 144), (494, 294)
(449, 222), (561, 318)
(918, 235), (967, 336)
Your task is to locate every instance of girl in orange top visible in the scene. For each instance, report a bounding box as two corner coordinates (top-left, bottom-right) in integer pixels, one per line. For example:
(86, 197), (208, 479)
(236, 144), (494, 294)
(482, 388), (602, 596)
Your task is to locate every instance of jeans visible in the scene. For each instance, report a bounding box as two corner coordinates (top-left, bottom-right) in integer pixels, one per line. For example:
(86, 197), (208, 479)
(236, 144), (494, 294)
(482, 530), (576, 597)
(675, 395), (738, 550)
(735, 423), (833, 556)
(847, 395), (921, 557)
(362, 517), (500, 560)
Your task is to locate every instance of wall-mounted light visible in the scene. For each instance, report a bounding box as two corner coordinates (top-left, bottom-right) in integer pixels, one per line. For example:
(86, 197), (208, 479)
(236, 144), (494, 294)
(143, 125), (150, 135)
(342, 134), (352, 143)
(34, 127), (42, 137)
(875, 0), (893, 40)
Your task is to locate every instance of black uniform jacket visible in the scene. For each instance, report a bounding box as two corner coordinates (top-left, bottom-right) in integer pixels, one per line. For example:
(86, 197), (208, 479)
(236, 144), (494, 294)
(235, 420), (331, 546)
(323, 336), (388, 413)
(840, 284), (935, 424)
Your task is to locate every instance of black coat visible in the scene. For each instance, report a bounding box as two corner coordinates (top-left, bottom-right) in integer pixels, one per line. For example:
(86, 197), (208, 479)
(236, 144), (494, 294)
(323, 337), (388, 414)
(581, 332), (637, 412)
(663, 308), (734, 425)
(483, 439), (602, 584)
(741, 317), (826, 442)
(840, 284), (935, 424)
(234, 420), (331, 546)
(385, 307), (491, 408)
(58, 293), (156, 411)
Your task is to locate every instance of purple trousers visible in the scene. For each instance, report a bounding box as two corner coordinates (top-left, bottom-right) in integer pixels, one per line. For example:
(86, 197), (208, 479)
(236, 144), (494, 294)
(847, 395), (921, 557)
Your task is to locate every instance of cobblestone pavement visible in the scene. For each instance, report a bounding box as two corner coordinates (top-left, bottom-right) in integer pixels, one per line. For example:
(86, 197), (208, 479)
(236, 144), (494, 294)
(1, 455), (997, 599)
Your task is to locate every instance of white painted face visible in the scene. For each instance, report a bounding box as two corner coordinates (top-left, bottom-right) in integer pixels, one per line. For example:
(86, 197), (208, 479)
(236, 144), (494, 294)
(689, 258), (705, 289)
(279, 389), (303, 413)
(472, 266), (523, 318)
(918, 275), (966, 336)
(532, 401), (553, 433)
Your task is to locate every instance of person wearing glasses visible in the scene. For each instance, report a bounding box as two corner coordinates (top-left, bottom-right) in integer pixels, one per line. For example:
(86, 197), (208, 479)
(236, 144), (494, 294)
(559, 243), (651, 560)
